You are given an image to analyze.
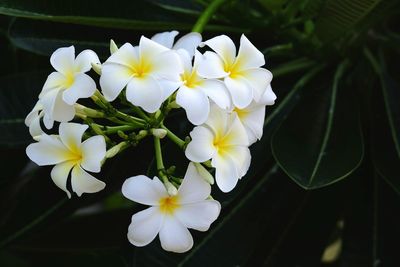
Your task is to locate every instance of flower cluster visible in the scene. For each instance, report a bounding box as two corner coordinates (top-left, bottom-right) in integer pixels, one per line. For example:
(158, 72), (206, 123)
(25, 31), (276, 253)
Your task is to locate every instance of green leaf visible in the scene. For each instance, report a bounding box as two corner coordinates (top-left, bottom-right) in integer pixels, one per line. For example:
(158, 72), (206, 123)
(370, 50), (400, 193)
(0, 72), (47, 147)
(0, 0), (240, 32)
(314, 0), (392, 43)
(272, 62), (364, 189)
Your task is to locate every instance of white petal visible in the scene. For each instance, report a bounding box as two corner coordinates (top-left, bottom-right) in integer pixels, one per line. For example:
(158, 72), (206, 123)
(224, 146), (251, 178)
(29, 114), (44, 138)
(201, 35), (236, 66)
(26, 134), (70, 166)
(74, 49), (100, 73)
(151, 31), (179, 49)
(212, 153), (239, 192)
(198, 79), (231, 110)
(259, 84), (276, 105)
(235, 34), (265, 70)
(159, 216), (193, 253)
(175, 200), (220, 231)
(223, 113), (249, 146)
(225, 76), (253, 109)
(127, 207), (163, 246)
(126, 76), (163, 113)
(176, 86), (209, 125)
(81, 135), (106, 173)
(52, 90), (76, 123)
(25, 102), (43, 127)
(242, 68), (272, 101)
(39, 72), (64, 97)
(150, 50), (183, 81)
(100, 63), (133, 101)
(178, 162), (211, 204)
(105, 42), (139, 67)
(71, 165), (105, 196)
(62, 73), (96, 105)
(158, 79), (181, 102)
(173, 32), (202, 58)
(122, 175), (168, 205)
(185, 126), (216, 163)
(197, 51), (228, 79)
(50, 46), (75, 76)
(239, 105), (265, 144)
(139, 36), (169, 61)
(204, 105), (228, 137)
(59, 122), (87, 152)
(50, 160), (75, 198)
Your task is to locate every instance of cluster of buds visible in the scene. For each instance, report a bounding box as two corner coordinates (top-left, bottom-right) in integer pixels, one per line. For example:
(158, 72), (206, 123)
(25, 31), (276, 253)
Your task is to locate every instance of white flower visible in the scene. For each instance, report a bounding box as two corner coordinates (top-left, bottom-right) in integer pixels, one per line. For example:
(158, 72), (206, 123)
(122, 162), (220, 253)
(25, 101), (44, 140)
(233, 84), (277, 144)
(100, 36), (183, 113)
(185, 105), (251, 192)
(152, 31), (231, 125)
(176, 51), (231, 125)
(39, 46), (100, 129)
(197, 34), (273, 109)
(26, 122), (106, 198)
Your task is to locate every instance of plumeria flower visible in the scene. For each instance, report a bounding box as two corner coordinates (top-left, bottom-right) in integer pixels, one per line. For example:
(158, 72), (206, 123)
(25, 101), (44, 140)
(39, 46), (100, 129)
(100, 36), (183, 113)
(185, 105), (251, 192)
(176, 50), (231, 125)
(26, 123), (106, 198)
(233, 84), (277, 144)
(197, 34), (273, 109)
(151, 30), (202, 58)
(122, 162), (221, 253)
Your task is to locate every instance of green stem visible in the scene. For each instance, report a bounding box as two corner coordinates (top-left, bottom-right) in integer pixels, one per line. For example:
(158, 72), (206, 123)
(154, 136), (168, 182)
(95, 124), (138, 135)
(161, 124), (186, 149)
(132, 106), (150, 121)
(192, 0), (227, 33)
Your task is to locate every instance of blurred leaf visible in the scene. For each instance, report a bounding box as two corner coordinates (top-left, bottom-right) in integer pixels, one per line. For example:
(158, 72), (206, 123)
(0, 0), (241, 32)
(0, 72), (46, 147)
(370, 50), (400, 193)
(272, 62), (364, 189)
(314, 0), (394, 43)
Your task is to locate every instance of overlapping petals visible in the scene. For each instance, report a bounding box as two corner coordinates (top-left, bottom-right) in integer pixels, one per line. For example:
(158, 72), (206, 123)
(185, 105), (251, 192)
(26, 123), (106, 197)
(122, 162), (220, 253)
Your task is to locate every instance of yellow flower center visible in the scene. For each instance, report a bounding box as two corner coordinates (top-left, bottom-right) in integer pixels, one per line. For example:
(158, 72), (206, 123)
(129, 58), (153, 78)
(224, 60), (242, 78)
(213, 134), (231, 156)
(159, 195), (180, 214)
(62, 72), (75, 88)
(181, 69), (203, 88)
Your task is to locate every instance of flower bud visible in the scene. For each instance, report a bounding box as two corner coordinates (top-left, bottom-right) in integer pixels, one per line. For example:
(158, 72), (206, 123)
(91, 62), (102, 75)
(152, 128), (167, 139)
(110, 39), (118, 54)
(164, 181), (178, 196)
(194, 163), (214, 185)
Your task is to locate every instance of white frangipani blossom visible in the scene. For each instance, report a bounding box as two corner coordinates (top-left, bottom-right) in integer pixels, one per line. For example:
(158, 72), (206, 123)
(39, 46), (100, 129)
(185, 105), (251, 192)
(176, 50), (231, 125)
(25, 101), (44, 140)
(197, 34), (273, 109)
(26, 123), (106, 198)
(100, 36), (183, 113)
(122, 162), (220, 253)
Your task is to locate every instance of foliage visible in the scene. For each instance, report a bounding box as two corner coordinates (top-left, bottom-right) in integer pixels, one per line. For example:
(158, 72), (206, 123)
(1, 0), (400, 266)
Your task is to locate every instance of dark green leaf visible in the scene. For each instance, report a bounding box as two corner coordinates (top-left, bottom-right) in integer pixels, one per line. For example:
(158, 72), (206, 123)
(272, 62), (364, 189)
